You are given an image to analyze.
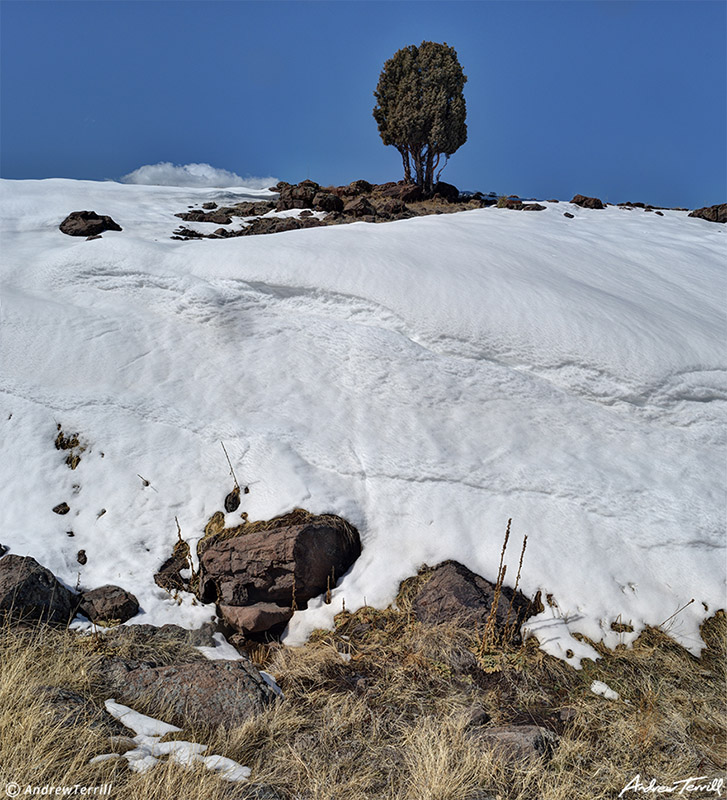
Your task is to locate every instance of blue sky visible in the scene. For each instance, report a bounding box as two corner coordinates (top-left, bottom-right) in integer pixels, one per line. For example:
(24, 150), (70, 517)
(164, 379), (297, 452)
(1, 0), (724, 207)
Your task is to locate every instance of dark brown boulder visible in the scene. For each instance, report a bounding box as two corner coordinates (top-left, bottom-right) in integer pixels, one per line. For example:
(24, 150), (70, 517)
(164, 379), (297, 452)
(343, 197), (376, 218)
(79, 585), (139, 623)
(59, 211), (122, 237)
(197, 511), (361, 609)
(432, 181), (460, 203)
(344, 179), (373, 196)
(232, 200), (276, 217)
(0, 555), (79, 624)
(564, 212), (575, 219)
(500, 197), (524, 210)
(174, 210), (233, 225)
(522, 203), (546, 211)
(0, 543), (7, 557)
(37, 687), (125, 734)
(276, 180), (320, 211)
(412, 560), (531, 633)
(379, 182), (423, 203)
(53, 502), (70, 515)
(202, 202), (218, 210)
(312, 192), (344, 213)
(570, 194), (604, 209)
(102, 658), (276, 728)
(688, 204), (727, 224)
(373, 198), (409, 218)
(219, 602), (294, 634)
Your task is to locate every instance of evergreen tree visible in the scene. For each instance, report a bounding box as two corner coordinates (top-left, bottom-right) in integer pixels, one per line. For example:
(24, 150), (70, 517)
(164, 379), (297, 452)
(373, 41), (467, 193)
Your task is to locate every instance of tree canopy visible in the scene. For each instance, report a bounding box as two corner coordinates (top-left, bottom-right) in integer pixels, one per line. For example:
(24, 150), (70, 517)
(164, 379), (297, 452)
(373, 41), (467, 192)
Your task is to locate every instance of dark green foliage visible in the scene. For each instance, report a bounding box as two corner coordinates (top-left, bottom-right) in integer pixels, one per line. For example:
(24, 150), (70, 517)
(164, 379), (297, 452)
(373, 41), (467, 192)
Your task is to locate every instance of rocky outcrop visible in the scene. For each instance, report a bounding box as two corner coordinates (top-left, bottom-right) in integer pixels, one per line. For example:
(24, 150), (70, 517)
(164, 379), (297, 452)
(343, 197), (376, 218)
(102, 658), (276, 728)
(78, 585), (139, 623)
(378, 182), (424, 203)
(570, 194), (604, 209)
(59, 211), (122, 237)
(411, 560), (531, 633)
(432, 181), (460, 202)
(37, 687), (125, 734)
(688, 204), (727, 224)
(0, 555), (78, 624)
(175, 209), (233, 225)
(197, 511), (361, 611)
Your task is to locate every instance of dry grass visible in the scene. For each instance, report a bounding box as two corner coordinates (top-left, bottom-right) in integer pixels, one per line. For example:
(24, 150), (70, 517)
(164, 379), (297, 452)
(1, 596), (725, 800)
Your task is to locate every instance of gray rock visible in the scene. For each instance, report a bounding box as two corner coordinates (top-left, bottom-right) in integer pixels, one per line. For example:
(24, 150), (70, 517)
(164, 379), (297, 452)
(0, 543), (7, 557)
(103, 657), (277, 728)
(102, 622), (217, 655)
(688, 203), (727, 224)
(79, 585), (139, 623)
(0, 555), (79, 624)
(36, 686), (125, 734)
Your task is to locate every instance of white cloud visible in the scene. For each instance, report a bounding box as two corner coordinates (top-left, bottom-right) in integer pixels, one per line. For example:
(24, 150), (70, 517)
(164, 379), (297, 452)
(120, 162), (278, 190)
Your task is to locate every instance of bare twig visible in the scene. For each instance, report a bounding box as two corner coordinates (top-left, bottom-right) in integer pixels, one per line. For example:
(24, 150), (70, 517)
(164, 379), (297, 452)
(220, 441), (239, 489)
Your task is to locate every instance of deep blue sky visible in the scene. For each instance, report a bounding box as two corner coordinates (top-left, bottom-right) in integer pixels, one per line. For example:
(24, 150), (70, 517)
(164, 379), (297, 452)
(1, 0), (725, 207)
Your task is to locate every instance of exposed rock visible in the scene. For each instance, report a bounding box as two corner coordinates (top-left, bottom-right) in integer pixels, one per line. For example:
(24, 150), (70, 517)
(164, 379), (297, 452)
(655, 211), (664, 216)
(197, 510), (361, 609)
(102, 622), (217, 654)
(79, 585), (139, 623)
(0, 555), (78, 624)
(175, 209), (233, 225)
(0, 543), (7, 557)
(225, 486), (241, 513)
(379, 182), (423, 203)
(344, 179), (374, 196)
(171, 226), (205, 240)
(522, 203), (546, 211)
(500, 197), (523, 210)
(432, 181), (460, 202)
(242, 216), (318, 236)
(53, 502), (70, 515)
(372, 198), (409, 218)
(233, 200), (276, 217)
(471, 724), (558, 763)
(688, 204), (727, 224)
(59, 211), (122, 237)
(312, 192), (344, 213)
(343, 197), (376, 218)
(76, 550), (87, 566)
(202, 202), (218, 209)
(276, 180), (320, 211)
(220, 602), (294, 635)
(412, 560), (532, 633)
(154, 540), (190, 593)
(37, 686), (125, 734)
(102, 658), (276, 728)
(570, 194), (604, 209)
(564, 212), (574, 219)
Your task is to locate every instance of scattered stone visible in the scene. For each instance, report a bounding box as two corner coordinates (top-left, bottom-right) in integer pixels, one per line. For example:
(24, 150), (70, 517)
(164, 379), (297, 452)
(219, 602), (294, 635)
(197, 510), (361, 610)
(77, 550), (87, 565)
(102, 622), (217, 654)
(312, 192), (344, 213)
(86, 234), (102, 241)
(154, 541), (190, 592)
(0, 555), (79, 624)
(688, 204), (727, 224)
(53, 502), (70, 515)
(522, 203), (546, 211)
(411, 560), (532, 634)
(379, 182), (423, 203)
(79, 585), (139, 623)
(0, 543), (7, 557)
(59, 211), (122, 237)
(276, 180), (320, 211)
(344, 179), (374, 196)
(299, 210), (313, 218)
(225, 486), (241, 513)
(471, 724), (558, 763)
(233, 200), (276, 217)
(655, 211), (664, 216)
(171, 226), (205, 240)
(570, 194), (604, 209)
(202, 202), (218, 209)
(373, 198), (409, 218)
(564, 212), (575, 219)
(102, 658), (277, 728)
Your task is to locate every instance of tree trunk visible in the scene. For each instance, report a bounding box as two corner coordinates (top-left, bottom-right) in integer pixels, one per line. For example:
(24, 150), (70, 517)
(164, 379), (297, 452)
(412, 149), (424, 188)
(424, 148), (435, 194)
(398, 147), (412, 184)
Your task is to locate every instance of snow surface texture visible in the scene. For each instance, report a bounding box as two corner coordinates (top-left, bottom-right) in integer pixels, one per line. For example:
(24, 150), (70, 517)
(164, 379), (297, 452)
(0, 178), (725, 667)
(93, 700), (250, 780)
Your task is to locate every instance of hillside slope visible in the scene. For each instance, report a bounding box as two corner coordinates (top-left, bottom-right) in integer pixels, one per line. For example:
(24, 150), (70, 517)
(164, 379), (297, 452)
(1, 179), (724, 665)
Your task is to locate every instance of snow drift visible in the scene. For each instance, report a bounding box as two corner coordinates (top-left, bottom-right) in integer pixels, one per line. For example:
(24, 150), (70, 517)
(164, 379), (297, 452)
(0, 177), (724, 666)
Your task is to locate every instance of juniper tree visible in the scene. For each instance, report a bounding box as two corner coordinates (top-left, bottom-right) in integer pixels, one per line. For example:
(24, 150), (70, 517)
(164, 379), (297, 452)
(373, 41), (467, 193)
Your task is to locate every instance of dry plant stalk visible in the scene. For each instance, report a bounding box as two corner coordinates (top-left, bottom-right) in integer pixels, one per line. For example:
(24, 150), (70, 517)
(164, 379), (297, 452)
(481, 518), (512, 654)
(503, 533), (528, 642)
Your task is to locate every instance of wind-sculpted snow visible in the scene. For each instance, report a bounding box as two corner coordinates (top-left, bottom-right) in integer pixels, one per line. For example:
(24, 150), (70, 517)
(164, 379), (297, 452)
(0, 178), (724, 665)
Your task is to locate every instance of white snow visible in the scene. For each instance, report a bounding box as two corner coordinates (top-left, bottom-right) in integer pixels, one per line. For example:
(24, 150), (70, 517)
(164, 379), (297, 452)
(590, 680), (621, 701)
(1, 178), (725, 667)
(196, 631), (244, 661)
(99, 700), (250, 781)
(121, 162), (278, 190)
